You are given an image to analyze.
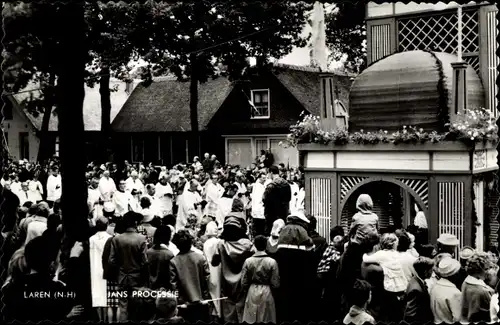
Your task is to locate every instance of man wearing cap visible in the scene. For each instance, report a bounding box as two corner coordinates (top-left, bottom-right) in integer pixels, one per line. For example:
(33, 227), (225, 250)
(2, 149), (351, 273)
(125, 171), (144, 194)
(99, 170), (117, 202)
(429, 257), (462, 323)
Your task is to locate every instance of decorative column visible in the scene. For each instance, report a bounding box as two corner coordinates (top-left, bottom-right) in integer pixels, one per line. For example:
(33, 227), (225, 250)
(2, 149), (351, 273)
(451, 5), (468, 118)
(451, 61), (468, 116)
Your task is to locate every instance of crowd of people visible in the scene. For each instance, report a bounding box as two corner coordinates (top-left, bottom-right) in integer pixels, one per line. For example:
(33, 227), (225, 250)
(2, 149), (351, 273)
(2, 153), (500, 324)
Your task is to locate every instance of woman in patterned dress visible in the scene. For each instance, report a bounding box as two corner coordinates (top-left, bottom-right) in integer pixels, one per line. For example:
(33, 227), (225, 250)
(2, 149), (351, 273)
(102, 217), (125, 322)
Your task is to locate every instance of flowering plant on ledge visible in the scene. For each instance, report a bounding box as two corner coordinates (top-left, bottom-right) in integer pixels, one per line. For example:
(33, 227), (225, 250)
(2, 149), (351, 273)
(280, 108), (498, 148)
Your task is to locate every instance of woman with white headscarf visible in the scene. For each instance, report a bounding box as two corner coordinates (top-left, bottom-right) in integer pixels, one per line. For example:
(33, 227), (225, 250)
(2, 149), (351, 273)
(351, 194), (379, 230)
(203, 221), (222, 318)
(266, 219), (285, 257)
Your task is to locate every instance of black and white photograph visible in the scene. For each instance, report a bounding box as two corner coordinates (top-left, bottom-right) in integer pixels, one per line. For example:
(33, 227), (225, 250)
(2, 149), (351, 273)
(0, 0), (499, 323)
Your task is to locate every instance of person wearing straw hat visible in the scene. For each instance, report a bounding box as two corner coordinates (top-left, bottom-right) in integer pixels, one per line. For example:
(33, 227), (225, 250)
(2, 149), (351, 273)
(436, 233), (460, 259)
(429, 257), (462, 324)
(459, 246), (475, 267)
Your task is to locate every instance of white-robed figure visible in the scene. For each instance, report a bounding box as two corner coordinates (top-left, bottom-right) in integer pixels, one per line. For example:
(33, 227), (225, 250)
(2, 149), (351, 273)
(98, 170), (116, 202)
(46, 166), (62, 203)
(28, 178), (43, 203)
(204, 173), (224, 217)
(143, 184), (162, 217)
(89, 217), (112, 319)
(155, 175), (174, 217)
(113, 179), (134, 217)
(215, 184), (239, 230)
(125, 170), (145, 194)
(88, 178), (101, 215)
(177, 179), (202, 230)
(288, 180), (300, 213)
(17, 182), (38, 206)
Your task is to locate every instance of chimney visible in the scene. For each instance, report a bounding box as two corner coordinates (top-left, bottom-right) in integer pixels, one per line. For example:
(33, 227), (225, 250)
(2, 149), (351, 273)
(320, 74), (347, 131)
(310, 2), (327, 71)
(451, 61), (468, 118)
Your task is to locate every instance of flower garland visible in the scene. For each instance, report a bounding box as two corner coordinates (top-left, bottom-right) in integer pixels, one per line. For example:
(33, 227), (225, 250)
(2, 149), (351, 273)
(281, 108), (498, 148)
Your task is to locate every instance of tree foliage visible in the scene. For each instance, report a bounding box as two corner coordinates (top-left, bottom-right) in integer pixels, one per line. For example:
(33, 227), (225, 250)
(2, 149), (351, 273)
(325, 1), (366, 73)
(144, 1), (312, 81)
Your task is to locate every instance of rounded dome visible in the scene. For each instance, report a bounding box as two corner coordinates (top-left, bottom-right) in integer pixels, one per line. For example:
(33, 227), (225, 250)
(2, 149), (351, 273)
(348, 50), (485, 132)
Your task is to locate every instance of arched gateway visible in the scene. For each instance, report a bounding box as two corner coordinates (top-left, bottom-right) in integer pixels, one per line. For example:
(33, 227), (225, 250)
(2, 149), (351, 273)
(299, 50), (497, 250)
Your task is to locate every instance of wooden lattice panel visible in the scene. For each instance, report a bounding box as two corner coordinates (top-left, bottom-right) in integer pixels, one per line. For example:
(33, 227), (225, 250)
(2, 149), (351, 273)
(396, 178), (429, 209)
(438, 182), (465, 248)
(398, 10), (479, 54)
(310, 178), (332, 243)
(371, 24), (392, 62)
(340, 176), (368, 204)
(486, 9), (499, 117)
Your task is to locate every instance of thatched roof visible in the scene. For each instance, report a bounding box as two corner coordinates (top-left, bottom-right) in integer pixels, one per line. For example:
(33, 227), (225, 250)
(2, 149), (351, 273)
(271, 64), (353, 116)
(112, 77), (233, 132)
(11, 79), (136, 132)
(349, 50), (485, 132)
(112, 64), (354, 133)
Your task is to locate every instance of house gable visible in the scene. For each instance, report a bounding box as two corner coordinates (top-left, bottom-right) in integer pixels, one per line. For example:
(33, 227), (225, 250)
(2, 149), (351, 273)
(207, 65), (354, 135)
(2, 96), (40, 161)
(207, 70), (309, 135)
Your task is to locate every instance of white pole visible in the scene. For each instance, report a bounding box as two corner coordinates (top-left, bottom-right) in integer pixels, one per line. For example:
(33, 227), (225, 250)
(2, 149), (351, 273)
(457, 5), (462, 61)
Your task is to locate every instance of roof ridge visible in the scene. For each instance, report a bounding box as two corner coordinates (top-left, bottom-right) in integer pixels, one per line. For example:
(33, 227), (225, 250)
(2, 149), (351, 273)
(272, 62), (357, 77)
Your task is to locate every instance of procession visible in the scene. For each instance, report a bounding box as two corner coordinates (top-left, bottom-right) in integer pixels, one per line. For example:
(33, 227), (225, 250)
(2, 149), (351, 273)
(1, 1), (499, 324)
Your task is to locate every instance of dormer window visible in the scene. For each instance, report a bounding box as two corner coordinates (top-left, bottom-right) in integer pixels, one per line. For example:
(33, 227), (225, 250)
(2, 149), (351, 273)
(333, 99), (349, 128)
(250, 89), (270, 119)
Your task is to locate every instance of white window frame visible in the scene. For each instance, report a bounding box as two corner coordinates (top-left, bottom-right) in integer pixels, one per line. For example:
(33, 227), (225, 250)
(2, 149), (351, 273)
(224, 134), (298, 167)
(54, 136), (60, 157)
(131, 137), (145, 163)
(333, 99), (349, 127)
(250, 89), (270, 119)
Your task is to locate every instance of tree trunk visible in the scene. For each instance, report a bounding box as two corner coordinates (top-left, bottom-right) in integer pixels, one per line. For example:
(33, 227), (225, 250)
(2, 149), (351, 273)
(36, 73), (56, 164)
(56, 0), (91, 313)
(99, 65), (111, 163)
(189, 53), (200, 160)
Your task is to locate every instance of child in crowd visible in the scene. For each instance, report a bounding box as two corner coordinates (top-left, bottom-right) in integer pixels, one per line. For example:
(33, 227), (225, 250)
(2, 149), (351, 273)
(407, 233), (419, 258)
(351, 194), (378, 231)
(154, 289), (184, 324)
(343, 279), (375, 325)
(362, 233), (408, 293)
